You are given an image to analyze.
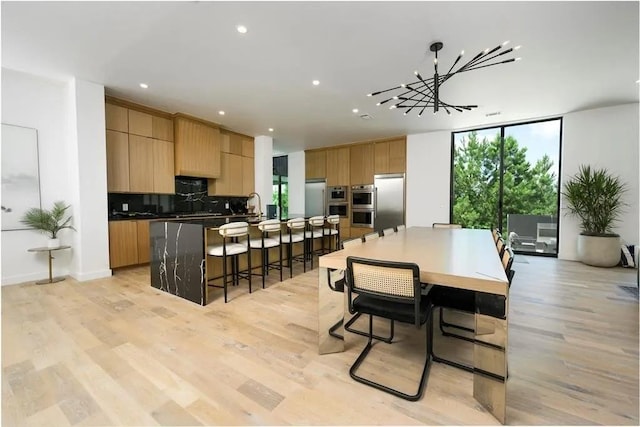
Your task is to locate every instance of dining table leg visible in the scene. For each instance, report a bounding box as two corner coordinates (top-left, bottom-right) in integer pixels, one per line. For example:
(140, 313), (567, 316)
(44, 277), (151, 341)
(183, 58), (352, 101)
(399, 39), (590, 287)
(473, 291), (509, 424)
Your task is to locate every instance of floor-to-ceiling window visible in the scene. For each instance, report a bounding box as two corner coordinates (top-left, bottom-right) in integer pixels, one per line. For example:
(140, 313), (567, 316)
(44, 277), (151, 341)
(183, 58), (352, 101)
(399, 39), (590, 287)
(451, 118), (562, 256)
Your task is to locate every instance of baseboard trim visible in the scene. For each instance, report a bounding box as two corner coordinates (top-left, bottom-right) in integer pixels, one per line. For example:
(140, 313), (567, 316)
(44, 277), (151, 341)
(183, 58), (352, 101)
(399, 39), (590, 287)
(71, 269), (112, 282)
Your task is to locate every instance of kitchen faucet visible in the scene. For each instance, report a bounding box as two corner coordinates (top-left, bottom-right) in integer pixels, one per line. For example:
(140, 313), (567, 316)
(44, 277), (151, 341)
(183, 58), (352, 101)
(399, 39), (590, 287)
(247, 192), (262, 218)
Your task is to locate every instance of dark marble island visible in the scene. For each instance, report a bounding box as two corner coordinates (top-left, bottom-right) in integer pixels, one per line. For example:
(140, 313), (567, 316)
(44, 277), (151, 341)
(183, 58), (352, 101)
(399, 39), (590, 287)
(149, 216), (254, 305)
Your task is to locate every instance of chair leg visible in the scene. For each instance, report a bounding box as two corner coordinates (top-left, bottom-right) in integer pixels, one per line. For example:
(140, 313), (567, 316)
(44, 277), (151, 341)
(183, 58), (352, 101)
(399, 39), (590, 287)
(345, 312), (394, 343)
(430, 308), (474, 373)
(223, 252), (228, 303)
(247, 247), (252, 294)
(349, 314), (432, 401)
(288, 243), (293, 278)
(439, 307), (475, 343)
(261, 248), (266, 289)
(279, 243), (283, 282)
(329, 317), (344, 339)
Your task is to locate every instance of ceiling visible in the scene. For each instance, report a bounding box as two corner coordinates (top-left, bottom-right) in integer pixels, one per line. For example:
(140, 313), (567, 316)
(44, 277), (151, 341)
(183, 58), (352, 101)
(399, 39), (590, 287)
(2, 1), (638, 154)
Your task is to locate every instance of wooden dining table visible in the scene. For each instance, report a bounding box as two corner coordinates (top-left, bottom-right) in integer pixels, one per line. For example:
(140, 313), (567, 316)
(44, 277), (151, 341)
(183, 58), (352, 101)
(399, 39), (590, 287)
(318, 226), (510, 424)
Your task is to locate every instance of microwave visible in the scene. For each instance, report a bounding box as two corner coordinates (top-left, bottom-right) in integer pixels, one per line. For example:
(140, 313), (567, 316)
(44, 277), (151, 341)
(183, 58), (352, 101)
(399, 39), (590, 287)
(328, 186), (348, 203)
(351, 208), (374, 228)
(351, 184), (375, 210)
(328, 202), (348, 218)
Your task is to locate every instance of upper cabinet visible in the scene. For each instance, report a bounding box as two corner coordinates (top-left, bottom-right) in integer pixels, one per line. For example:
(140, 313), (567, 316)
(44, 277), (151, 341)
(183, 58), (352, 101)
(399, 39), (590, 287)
(305, 149), (326, 180)
(152, 116), (174, 142)
(326, 147), (350, 186)
(374, 138), (406, 174)
(350, 143), (375, 185)
(174, 115), (221, 178)
(128, 110), (153, 137)
(105, 103), (128, 132)
(105, 99), (175, 194)
(209, 129), (254, 196)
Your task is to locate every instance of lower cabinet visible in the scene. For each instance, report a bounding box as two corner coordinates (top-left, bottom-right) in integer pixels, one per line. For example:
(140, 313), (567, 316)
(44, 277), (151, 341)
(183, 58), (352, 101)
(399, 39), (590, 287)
(109, 220), (151, 268)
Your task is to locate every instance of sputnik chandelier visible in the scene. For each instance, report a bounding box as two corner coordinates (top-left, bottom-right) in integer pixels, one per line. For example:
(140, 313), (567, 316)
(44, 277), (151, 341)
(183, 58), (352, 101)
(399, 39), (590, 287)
(367, 41), (521, 116)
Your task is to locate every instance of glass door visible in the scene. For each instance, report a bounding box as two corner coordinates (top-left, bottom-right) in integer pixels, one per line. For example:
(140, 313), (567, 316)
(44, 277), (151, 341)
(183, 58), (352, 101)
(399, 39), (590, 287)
(502, 120), (561, 255)
(452, 118), (562, 256)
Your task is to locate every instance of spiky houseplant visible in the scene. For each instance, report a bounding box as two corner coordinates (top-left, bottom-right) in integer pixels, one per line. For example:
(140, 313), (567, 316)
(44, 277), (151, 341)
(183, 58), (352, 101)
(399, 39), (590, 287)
(562, 165), (627, 236)
(20, 201), (75, 239)
(562, 165), (627, 267)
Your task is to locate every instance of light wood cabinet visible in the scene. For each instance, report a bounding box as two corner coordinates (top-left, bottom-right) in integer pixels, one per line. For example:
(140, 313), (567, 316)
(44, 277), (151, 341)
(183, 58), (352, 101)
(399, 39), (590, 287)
(242, 137), (254, 158)
(109, 221), (139, 268)
(375, 138), (406, 174)
(152, 116), (174, 142)
(152, 139), (175, 194)
(128, 110), (153, 137)
(209, 153), (243, 195)
(106, 130), (130, 192)
(174, 116), (221, 178)
(105, 103), (128, 132)
(136, 220), (151, 264)
(305, 150), (327, 179)
(350, 143), (374, 185)
(326, 147), (350, 186)
(109, 220), (152, 268)
(129, 135), (155, 193)
(242, 156), (255, 194)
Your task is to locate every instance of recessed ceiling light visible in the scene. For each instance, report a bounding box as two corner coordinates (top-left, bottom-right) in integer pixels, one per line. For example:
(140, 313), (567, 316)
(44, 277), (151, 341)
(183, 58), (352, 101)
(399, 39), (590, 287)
(312, 80), (320, 86)
(352, 108), (359, 113)
(139, 83), (148, 89)
(236, 25), (247, 34)
(218, 111), (225, 115)
(636, 79), (640, 84)
(268, 128), (274, 132)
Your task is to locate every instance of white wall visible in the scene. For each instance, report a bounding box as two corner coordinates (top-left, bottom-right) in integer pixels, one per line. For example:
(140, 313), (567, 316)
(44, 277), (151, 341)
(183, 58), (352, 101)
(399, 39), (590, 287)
(254, 135), (273, 215)
(559, 103), (639, 260)
(406, 131), (451, 227)
(66, 78), (111, 281)
(1, 68), (111, 285)
(288, 151), (305, 215)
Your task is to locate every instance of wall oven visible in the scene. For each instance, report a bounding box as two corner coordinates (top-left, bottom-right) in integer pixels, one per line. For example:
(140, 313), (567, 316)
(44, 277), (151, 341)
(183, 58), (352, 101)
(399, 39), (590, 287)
(351, 184), (375, 210)
(328, 186), (348, 203)
(327, 202), (348, 218)
(351, 209), (374, 228)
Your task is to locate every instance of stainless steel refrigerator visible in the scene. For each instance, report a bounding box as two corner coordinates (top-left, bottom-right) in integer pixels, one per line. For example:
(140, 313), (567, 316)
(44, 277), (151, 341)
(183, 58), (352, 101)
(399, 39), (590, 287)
(374, 173), (405, 231)
(305, 179), (326, 217)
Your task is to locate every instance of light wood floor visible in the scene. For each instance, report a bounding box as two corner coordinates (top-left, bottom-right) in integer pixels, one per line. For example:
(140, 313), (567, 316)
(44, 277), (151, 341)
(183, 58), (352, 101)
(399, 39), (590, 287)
(2, 256), (638, 425)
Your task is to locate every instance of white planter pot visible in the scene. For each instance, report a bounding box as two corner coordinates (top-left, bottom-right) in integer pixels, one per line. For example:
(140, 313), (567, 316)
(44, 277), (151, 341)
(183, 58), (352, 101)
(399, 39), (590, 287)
(48, 238), (60, 248)
(577, 234), (620, 267)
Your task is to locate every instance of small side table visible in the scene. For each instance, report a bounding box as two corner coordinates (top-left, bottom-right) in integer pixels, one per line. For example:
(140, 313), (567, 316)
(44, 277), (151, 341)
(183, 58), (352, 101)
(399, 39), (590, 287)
(27, 245), (71, 285)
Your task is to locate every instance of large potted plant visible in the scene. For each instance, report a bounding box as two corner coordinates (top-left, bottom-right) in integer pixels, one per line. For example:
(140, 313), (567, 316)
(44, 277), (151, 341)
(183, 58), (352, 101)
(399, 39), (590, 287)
(562, 165), (627, 267)
(20, 201), (75, 248)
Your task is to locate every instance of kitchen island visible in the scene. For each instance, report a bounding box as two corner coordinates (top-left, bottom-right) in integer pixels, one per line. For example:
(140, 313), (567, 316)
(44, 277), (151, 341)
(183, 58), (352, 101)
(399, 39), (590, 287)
(149, 214), (318, 305)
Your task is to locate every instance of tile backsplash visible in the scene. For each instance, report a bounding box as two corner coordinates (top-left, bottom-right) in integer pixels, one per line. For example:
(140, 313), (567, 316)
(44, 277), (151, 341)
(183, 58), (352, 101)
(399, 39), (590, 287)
(108, 177), (248, 216)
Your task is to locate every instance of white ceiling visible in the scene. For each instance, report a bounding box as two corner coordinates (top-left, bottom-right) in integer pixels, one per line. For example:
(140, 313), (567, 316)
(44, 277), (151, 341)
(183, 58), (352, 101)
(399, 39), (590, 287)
(2, 1), (638, 154)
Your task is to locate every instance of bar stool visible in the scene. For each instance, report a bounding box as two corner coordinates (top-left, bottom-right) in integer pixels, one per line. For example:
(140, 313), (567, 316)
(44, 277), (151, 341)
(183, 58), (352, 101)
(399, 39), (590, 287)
(305, 215), (326, 268)
(282, 217), (306, 278)
(322, 214), (341, 252)
(249, 219), (283, 288)
(207, 221), (251, 303)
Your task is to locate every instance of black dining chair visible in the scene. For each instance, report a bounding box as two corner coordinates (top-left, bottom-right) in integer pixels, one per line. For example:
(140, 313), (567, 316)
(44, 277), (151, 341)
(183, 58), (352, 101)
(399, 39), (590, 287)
(345, 256), (434, 401)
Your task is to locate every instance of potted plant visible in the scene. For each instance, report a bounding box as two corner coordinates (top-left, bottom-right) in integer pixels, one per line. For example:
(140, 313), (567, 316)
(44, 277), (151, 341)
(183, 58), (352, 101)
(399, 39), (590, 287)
(20, 201), (75, 248)
(562, 165), (627, 267)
